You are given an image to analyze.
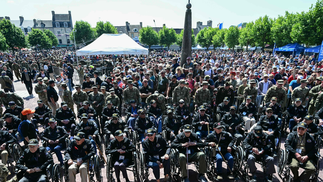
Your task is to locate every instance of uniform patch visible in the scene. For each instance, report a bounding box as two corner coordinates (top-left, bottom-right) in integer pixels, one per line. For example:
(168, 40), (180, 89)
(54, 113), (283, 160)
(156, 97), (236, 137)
(307, 139), (311, 143)
(122, 145), (126, 149)
(83, 145), (87, 149)
(156, 143), (160, 148)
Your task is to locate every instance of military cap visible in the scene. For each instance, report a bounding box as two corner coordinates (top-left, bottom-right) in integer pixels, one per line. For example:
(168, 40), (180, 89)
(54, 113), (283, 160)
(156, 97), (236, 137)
(199, 105), (206, 111)
(250, 79), (256, 84)
(92, 85), (98, 89)
(43, 77), (49, 81)
(183, 124), (192, 132)
(127, 80), (133, 84)
(28, 139), (39, 146)
(304, 115), (313, 120)
(223, 97), (229, 102)
(94, 71), (99, 75)
(146, 128), (156, 135)
(297, 122), (307, 129)
(172, 75), (177, 79)
(100, 86), (106, 90)
(107, 100), (112, 105)
(300, 79), (307, 83)
(271, 97), (277, 101)
(61, 83), (67, 87)
(246, 95), (252, 100)
(37, 77), (43, 81)
(75, 84), (81, 88)
(109, 88), (115, 92)
(225, 82), (231, 86)
(48, 118), (56, 123)
(266, 108), (273, 112)
(179, 80), (185, 84)
(167, 109), (173, 114)
(83, 101), (90, 105)
(242, 78), (248, 82)
(213, 122), (224, 129)
(8, 101), (15, 106)
(230, 106), (236, 110)
(263, 74), (269, 78)
(2, 113), (12, 119)
(74, 132), (86, 140)
(138, 109), (145, 114)
(112, 113), (119, 118)
(254, 125), (263, 137)
(114, 130), (124, 136)
(179, 99), (185, 104)
(277, 80), (284, 84)
(48, 80), (55, 84)
(202, 81), (209, 85)
(204, 75), (210, 79)
(295, 98), (302, 102)
(81, 113), (88, 119)
(213, 88), (218, 92)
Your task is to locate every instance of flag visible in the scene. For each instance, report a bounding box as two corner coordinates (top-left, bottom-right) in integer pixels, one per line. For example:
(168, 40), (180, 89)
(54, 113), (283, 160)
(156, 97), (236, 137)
(218, 23), (223, 30)
(237, 23), (242, 30)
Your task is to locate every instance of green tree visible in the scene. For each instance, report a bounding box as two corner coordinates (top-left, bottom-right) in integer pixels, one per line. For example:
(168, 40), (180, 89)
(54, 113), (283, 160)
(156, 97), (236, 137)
(0, 19), (27, 51)
(70, 21), (95, 45)
(139, 26), (158, 50)
(212, 33), (222, 50)
(158, 26), (177, 49)
(239, 22), (255, 51)
(217, 29), (227, 47)
(271, 12), (296, 47)
(43, 29), (58, 47)
(176, 29), (196, 48)
(253, 15), (273, 49)
(290, 12), (313, 45)
(196, 27), (216, 50)
(0, 32), (8, 51)
(306, 0), (323, 45)
(28, 29), (51, 49)
(95, 21), (118, 37)
(225, 26), (240, 49)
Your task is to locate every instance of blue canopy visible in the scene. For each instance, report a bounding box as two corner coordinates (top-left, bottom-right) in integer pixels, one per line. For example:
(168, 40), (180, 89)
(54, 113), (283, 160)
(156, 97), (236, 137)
(304, 46), (321, 53)
(274, 43), (305, 52)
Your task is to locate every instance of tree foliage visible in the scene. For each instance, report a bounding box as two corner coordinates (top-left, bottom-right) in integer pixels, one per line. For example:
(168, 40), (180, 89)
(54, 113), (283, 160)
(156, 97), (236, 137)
(43, 29), (58, 47)
(158, 26), (177, 49)
(139, 26), (158, 50)
(176, 29), (196, 48)
(0, 32), (8, 51)
(0, 19), (27, 50)
(225, 26), (240, 49)
(239, 22), (255, 50)
(271, 12), (296, 47)
(196, 27), (217, 50)
(253, 15), (273, 49)
(28, 29), (51, 49)
(70, 21), (95, 45)
(95, 21), (118, 37)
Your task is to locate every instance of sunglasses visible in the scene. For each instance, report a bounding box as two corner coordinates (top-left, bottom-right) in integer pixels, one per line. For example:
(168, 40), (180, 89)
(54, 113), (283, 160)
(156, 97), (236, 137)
(297, 127), (305, 131)
(147, 134), (153, 137)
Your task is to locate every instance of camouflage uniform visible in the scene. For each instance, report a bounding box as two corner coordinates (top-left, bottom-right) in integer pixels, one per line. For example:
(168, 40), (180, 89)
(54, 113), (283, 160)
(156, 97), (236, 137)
(147, 93), (167, 114)
(1, 92), (24, 108)
(291, 85), (309, 106)
(308, 84), (323, 115)
(243, 81), (257, 103)
(264, 86), (286, 107)
(172, 81), (190, 105)
(30, 62), (39, 71)
(88, 89), (105, 116)
(194, 82), (211, 106)
(12, 62), (21, 80)
(106, 94), (120, 107)
(63, 89), (74, 113)
(123, 84), (141, 104)
(76, 66), (84, 85)
(72, 89), (88, 114)
(34, 80), (48, 106)
(314, 92), (323, 111)
(21, 61), (29, 71)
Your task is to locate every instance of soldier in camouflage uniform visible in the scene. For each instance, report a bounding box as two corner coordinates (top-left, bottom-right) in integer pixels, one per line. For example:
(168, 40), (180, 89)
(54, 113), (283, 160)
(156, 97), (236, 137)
(123, 80), (141, 104)
(76, 65), (84, 85)
(72, 84), (88, 115)
(106, 88), (120, 107)
(243, 79), (258, 103)
(30, 61), (39, 71)
(172, 80), (190, 106)
(0, 90), (24, 108)
(100, 86), (108, 106)
(88, 85), (105, 117)
(216, 82), (235, 106)
(12, 62), (21, 80)
(62, 83), (74, 113)
(314, 92), (323, 111)
(34, 77), (48, 106)
(194, 81), (211, 107)
(264, 80), (286, 107)
(147, 91), (167, 114)
(291, 79), (309, 106)
(167, 75), (178, 99)
(308, 77), (323, 115)
(21, 60), (29, 71)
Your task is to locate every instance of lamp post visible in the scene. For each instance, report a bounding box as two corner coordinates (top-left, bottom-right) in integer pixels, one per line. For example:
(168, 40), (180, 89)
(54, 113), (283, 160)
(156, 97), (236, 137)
(72, 28), (78, 65)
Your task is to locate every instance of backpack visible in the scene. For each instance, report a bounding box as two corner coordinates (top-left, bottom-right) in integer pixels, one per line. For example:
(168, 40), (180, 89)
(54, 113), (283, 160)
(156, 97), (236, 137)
(16, 120), (31, 142)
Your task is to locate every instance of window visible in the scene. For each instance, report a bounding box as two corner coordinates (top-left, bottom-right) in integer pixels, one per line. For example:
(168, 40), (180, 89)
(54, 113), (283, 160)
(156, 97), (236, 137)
(59, 39), (62, 44)
(27, 27), (31, 32)
(24, 28), (28, 34)
(131, 33), (134, 38)
(64, 22), (68, 28)
(67, 39), (70, 44)
(55, 22), (60, 27)
(57, 31), (61, 35)
(41, 23), (45, 28)
(133, 28), (138, 32)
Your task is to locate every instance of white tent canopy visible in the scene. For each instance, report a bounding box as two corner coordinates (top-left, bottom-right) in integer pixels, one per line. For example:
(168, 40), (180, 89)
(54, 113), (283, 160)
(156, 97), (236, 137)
(76, 34), (148, 56)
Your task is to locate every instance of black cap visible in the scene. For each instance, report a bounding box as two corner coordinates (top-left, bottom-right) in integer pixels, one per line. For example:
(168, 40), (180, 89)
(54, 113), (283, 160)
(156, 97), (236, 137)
(297, 122), (308, 129)
(37, 99), (43, 103)
(183, 124), (192, 132)
(74, 132), (86, 140)
(28, 138), (39, 146)
(81, 113), (88, 119)
(295, 98), (302, 102)
(146, 128), (156, 135)
(48, 80), (55, 84)
(129, 99), (136, 104)
(48, 118), (56, 123)
(246, 95), (252, 100)
(83, 101), (90, 105)
(199, 105), (206, 111)
(8, 101), (15, 106)
(114, 130), (124, 136)
(304, 115), (313, 120)
(112, 113), (119, 118)
(2, 113), (12, 119)
(254, 125), (263, 137)
(107, 100), (112, 105)
(167, 109), (173, 114)
(223, 97), (229, 102)
(213, 122), (224, 129)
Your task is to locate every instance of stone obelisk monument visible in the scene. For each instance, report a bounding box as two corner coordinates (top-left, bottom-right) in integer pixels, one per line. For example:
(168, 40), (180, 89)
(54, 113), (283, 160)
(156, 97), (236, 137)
(180, 0), (192, 66)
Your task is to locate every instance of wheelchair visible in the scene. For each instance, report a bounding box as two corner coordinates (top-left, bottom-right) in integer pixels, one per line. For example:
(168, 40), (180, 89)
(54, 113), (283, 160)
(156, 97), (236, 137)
(15, 162), (62, 182)
(203, 145), (243, 181)
(6, 142), (23, 172)
(277, 136), (322, 182)
(106, 151), (141, 182)
(63, 154), (102, 182)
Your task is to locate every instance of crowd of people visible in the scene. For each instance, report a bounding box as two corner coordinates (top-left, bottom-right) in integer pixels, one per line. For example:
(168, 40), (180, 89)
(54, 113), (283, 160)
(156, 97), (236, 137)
(0, 49), (322, 182)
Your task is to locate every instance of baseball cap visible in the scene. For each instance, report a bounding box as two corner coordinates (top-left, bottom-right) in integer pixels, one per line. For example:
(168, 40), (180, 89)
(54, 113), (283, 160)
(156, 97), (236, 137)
(246, 95), (252, 100)
(254, 125), (263, 137)
(75, 84), (81, 88)
(48, 118), (56, 123)
(83, 101), (90, 105)
(213, 122), (224, 129)
(266, 108), (273, 112)
(146, 128), (156, 135)
(179, 99), (185, 104)
(114, 130), (124, 136)
(199, 105), (206, 111)
(37, 100), (43, 104)
(304, 115), (313, 120)
(8, 101), (15, 106)
(112, 113), (119, 118)
(250, 79), (256, 84)
(167, 109), (173, 114)
(295, 98), (302, 102)
(21, 108), (35, 116)
(202, 81), (209, 85)
(277, 80), (284, 84)
(129, 99), (136, 104)
(271, 97), (277, 101)
(2, 113), (12, 119)
(81, 113), (88, 119)
(74, 132), (86, 140)
(223, 97), (229, 102)
(28, 139), (39, 146)
(297, 122), (308, 129)
(107, 100), (112, 105)
(230, 106), (236, 110)
(183, 124), (192, 132)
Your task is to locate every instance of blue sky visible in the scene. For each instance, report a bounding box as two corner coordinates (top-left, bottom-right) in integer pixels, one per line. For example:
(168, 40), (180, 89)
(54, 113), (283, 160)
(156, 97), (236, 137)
(1, 0), (318, 28)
